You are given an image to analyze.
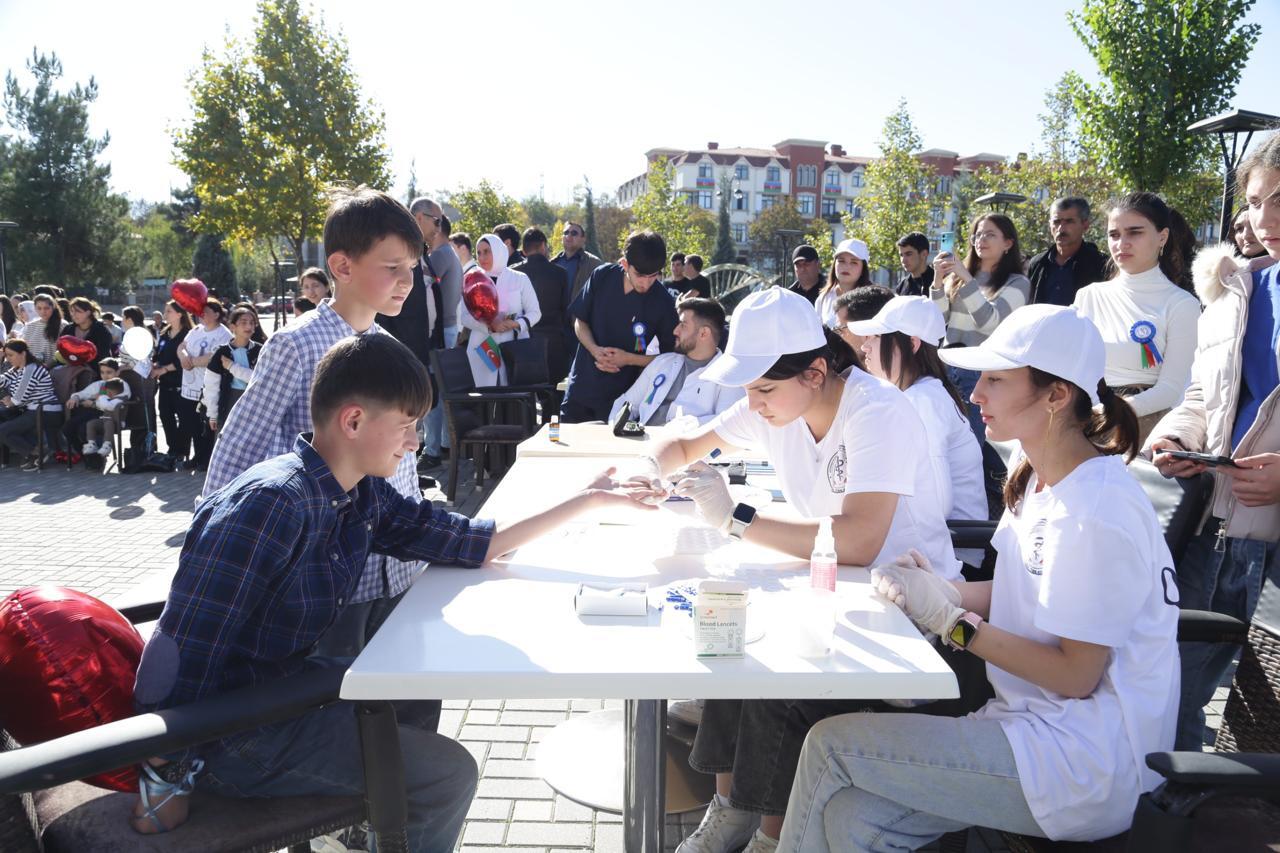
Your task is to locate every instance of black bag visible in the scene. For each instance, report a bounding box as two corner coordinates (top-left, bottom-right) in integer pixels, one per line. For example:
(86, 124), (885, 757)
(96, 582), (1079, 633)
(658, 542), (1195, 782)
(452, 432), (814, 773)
(140, 452), (177, 473)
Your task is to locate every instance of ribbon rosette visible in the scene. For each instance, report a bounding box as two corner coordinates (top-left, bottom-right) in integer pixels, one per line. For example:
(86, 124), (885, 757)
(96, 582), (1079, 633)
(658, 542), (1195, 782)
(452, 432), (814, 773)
(632, 321), (648, 354)
(644, 373), (668, 405)
(1130, 320), (1163, 369)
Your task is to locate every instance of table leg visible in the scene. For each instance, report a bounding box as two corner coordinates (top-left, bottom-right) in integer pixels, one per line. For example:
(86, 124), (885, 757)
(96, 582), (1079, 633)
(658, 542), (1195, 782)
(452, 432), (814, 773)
(357, 701), (409, 853)
(623, 699), (666, 853)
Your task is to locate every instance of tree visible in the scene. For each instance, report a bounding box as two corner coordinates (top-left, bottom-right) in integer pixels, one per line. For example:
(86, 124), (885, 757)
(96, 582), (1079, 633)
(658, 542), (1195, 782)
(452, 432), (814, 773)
(804, 218), (834, 272)
(405, 159), (418, 205)
(592, 194), (632, 263)
(1068, 0), (1260, 208)
(628, 157), (711, 259)
(850, 100), (935, 271)
(192, 234), (237, 298)
(137, 208), (192, 283)
(175, 0), (392, 267)
(0, 49), (134, 288)
(582, 179), (602, 257)
(443, 180), (523, 242)
(711, 176), (736, 265)
(747, 197), (805, 274)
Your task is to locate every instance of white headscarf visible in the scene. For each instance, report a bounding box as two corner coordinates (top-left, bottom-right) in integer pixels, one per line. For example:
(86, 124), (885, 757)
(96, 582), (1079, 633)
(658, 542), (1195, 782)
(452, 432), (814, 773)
(19, 300), (36, 323)
(477, 233), (509, 277)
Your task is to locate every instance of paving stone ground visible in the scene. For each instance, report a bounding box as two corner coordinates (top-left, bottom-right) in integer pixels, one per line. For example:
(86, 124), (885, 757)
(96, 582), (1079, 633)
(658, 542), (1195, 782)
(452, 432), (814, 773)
(0, 460), (1229, 852)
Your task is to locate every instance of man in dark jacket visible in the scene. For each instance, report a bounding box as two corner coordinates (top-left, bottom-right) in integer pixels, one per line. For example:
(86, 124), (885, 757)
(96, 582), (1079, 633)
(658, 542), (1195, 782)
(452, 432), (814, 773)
(513, 227), (571, 384)
(551, 222), (605, 302)
(1026, 197), (1109, 306)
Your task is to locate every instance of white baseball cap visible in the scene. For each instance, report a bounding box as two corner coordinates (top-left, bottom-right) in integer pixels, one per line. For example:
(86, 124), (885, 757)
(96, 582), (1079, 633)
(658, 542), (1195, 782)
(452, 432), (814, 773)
(937, 305), (1105, 404)
(700, 287), (828, 387)
(834, 237), (870, 262)
(846, 296), (945, 346)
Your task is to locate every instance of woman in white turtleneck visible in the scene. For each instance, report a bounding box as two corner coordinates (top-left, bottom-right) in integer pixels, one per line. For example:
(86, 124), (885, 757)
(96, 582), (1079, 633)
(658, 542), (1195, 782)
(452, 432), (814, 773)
(1073, 192), (1200, 441)
(458, 233), (541, 387)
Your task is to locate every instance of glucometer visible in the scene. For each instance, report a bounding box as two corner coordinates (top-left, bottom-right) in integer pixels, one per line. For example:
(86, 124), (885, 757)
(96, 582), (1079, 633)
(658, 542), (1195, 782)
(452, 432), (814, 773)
(611, 402), (646, 437)
(1164, 450), (1240, 468)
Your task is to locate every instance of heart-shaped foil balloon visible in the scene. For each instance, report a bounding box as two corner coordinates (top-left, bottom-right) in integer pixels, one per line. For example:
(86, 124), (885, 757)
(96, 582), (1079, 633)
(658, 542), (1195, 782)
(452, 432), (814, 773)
(56, 335), (97, 365)
(171, 278), (209, 316)
(462, 269), (499, 324)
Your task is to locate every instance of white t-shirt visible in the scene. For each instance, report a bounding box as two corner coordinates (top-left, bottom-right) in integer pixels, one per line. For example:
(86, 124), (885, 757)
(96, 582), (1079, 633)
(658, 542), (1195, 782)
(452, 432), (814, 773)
(903, 377), (986, 522)
(971, 455), (1179, 840)
(180, 323), (233, 401)
(709, 368), (960, 579)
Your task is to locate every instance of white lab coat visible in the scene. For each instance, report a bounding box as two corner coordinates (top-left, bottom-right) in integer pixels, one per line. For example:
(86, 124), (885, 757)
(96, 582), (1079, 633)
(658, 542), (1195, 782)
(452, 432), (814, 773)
(458, 236), (542, 387)
(608, 351), (744, 427)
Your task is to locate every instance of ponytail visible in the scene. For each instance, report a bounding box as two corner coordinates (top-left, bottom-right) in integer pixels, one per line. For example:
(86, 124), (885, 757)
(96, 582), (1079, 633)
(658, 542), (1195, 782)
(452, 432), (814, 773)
(1002, 372), (1140, 512)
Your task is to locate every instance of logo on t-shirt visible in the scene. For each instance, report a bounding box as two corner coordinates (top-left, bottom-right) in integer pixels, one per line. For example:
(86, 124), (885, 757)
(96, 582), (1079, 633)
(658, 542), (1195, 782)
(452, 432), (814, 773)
(826, 444), (847, 493)
(1026, 518), (1047, 576)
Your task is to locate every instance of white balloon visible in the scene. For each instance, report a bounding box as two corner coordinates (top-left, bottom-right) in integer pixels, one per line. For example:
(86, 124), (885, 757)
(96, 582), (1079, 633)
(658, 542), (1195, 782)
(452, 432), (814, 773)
(122, 326), (153, 361)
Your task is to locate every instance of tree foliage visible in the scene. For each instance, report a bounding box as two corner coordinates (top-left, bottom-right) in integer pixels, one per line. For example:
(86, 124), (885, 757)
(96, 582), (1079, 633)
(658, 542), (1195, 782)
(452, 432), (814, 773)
(1067, 0), (1260, 211)
(443, 179), (523, 242)
(747, 197), (805, 273)
(627, 158), (711, 259)
(0, 49), (134, 289)
(848, 100), (935, 271)
(583, 179), (602, 257)
(711, 176), (736, 265)
(192, 233), (237, 298)
(174, 0), (392, 266)
(136, 208), (192, 283)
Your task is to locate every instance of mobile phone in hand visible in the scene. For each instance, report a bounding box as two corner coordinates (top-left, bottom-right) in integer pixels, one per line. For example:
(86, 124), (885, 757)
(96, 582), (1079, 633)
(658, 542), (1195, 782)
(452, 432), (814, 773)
(1165, 450), (1240, 468)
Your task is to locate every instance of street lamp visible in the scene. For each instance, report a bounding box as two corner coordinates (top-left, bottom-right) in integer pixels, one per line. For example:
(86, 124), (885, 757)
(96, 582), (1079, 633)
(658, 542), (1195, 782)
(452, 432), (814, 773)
(973, 192), (1028, 213)
(271, 258), (296, 331)
(774, 228), (805, 289)
(0, 221), (17, 297)
(1188, 108), (1280, 243)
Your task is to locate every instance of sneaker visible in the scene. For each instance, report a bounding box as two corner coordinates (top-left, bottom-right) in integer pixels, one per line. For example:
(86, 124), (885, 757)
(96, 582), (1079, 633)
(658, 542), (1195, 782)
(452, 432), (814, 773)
(20, 454), (41, 471)
(54, 451), (68, 463)
(181, 458), (198, 471)
(96, 443), (112, 457)
(417, 453), (442, 472)
(676, 794), (759, 853)
(742, 829), (780, 853)
(83, 441), (99, 455)
(70, 452), (83, 465)
(668, 699), (705, 727)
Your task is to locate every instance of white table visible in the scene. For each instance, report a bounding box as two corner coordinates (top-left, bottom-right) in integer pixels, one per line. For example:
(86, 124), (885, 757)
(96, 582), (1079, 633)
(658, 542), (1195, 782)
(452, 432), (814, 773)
(517, 422), (679, 458)
(341, 459), (957, 851)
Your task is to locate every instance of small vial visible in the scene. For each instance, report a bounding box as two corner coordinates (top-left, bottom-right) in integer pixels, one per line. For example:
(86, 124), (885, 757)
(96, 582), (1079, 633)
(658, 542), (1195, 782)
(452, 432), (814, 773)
(810, 517), (837, 592)
(549, 415), (560, 443)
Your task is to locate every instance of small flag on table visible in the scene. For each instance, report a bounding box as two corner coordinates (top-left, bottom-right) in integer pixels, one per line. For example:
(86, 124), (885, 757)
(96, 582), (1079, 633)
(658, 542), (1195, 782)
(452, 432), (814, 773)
(475, 335), (502, 372)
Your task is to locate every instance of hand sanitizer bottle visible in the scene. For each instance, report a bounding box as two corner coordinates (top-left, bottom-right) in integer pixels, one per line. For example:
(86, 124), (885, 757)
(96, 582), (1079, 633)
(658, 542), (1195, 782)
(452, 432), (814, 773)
(810, 517), (837, 592)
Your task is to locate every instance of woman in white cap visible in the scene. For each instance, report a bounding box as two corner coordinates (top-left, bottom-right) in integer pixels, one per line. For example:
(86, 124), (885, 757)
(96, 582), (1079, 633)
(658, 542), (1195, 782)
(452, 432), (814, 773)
(631, 287), (964, 853)
(779, 304), (1179, 851)
(458, 233), (541, 386)
(847, 295), (988, 536)
(815, 238), (871, 329)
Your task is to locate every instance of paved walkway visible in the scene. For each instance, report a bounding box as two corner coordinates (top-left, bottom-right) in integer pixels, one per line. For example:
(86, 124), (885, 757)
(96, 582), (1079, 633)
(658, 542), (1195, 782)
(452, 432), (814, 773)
(0, 461), (1228, 852)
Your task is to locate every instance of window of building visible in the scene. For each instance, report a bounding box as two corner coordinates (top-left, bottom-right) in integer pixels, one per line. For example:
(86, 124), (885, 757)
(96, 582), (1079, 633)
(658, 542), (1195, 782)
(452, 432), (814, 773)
(936, 176), (951, 195)
(766, 165), (781, 183)
(698, 190), (713, 209)
(797, 165), (817, 187)
(821, 197), (837, 216)
(734, 164), (749, 180)
(798, 193), (816, 216)
(733, 191), (749, 211)
(686, 193), (698, 207)
(845, 199), (855, 214)
(732, 223), (747, 243)
(851, 171), (863, 188)
(698, 163), (713, 178)
(825, 168), (841, 188)
(852, 205), (863, 219)
(759, 194), (777, 211)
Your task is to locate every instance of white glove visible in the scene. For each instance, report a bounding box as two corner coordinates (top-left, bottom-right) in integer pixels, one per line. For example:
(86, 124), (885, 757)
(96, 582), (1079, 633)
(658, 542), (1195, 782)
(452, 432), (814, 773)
(673, 462), (735, 532)
(870, 549), (963, 636)
(624, 456), (670, 505)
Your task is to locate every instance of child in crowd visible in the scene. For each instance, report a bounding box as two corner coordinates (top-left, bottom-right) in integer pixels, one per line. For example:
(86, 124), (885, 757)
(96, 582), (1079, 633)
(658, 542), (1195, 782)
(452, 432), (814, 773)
(130, 333), (646, 846)
(202, 305), (261, 433)
(61, 357), (130, 460)
(176, 297), (232, 472)
(82, 378), (129, 460)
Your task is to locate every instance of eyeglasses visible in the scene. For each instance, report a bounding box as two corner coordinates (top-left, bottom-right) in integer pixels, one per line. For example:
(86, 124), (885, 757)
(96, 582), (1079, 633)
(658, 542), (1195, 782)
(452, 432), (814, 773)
(563, 229), (582, 237)
(829, 322), (849, 334)
(971, 231), (1002, 243)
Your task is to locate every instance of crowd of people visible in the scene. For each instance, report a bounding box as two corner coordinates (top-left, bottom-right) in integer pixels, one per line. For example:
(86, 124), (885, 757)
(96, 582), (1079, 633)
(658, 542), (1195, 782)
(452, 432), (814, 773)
(4, 131), (1279, 853)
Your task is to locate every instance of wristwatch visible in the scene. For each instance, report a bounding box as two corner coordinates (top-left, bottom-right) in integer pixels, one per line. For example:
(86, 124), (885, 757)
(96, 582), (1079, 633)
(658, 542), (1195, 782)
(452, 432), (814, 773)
(946, 612), (984, 651)
(726, 502), (757, 541)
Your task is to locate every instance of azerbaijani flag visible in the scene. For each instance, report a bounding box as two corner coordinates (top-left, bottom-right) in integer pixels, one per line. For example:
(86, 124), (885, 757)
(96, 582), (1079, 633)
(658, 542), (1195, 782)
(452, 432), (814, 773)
(475, 335), (502, 372)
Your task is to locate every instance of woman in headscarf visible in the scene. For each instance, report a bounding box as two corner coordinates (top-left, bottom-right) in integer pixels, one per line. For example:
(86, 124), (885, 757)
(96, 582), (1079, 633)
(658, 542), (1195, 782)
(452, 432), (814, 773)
(458, 233), (541, 387)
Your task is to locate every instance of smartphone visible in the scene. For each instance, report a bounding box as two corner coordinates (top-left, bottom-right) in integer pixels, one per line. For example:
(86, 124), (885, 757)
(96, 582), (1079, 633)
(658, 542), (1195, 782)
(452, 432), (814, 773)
(1165, 450), (1240, 468)
(938, 233), (955, 254)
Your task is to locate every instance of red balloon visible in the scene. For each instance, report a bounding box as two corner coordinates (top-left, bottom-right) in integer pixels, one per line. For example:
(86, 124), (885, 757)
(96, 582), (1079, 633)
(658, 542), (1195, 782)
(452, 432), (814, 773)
(0, 587), (144, 791)
(463, 269), (499, 324)
(171, 278), (208, 316)
(56, 335), (97, 365)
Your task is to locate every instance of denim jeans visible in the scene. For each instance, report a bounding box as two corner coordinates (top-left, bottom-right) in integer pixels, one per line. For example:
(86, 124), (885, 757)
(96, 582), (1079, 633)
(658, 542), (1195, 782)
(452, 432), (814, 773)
(1174, 522), (1277, 750)
(779, 713), (1042, 852)
(0, 408), (62, 456)
(199, 700), (477, 853)
(946, 365), (986, 445)
(423, 327), (457, 457)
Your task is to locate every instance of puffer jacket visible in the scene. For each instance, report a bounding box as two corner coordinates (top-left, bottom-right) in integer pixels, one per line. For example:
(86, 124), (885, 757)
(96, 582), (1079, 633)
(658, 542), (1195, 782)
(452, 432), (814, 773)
(1145, 243), (1280, 541)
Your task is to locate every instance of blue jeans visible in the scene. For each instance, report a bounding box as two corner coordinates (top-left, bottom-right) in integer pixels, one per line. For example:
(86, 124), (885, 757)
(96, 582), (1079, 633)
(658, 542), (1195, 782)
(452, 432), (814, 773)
(946, 365), (986, 445)
(780, 713), (1042, 852)
(423, 327), (458, 457)
(199, 698), (477, 853)
(1174, 523), (1277, 750)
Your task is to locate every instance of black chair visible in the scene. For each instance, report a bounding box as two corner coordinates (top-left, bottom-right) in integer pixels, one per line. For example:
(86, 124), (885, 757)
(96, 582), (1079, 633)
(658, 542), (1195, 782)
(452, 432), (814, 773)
(0, 600), (364, 853)
(429, 347), (538, 502)
(499, 337), (557, 423)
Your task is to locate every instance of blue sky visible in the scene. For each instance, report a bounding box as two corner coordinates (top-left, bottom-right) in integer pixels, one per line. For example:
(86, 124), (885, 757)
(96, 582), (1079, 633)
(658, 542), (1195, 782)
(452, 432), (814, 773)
(2, 0), (1276, 206)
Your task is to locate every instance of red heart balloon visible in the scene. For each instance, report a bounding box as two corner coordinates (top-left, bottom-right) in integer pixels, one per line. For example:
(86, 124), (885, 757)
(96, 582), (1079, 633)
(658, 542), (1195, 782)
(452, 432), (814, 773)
(56, 335), (97, 365)
(171, 278), (208, 316)
(463, 269), (499, 324)
(0, 586), (144, 791)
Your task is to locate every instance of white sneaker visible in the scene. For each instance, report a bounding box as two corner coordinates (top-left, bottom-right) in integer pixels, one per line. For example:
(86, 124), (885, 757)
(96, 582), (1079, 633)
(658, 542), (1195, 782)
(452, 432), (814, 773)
(96, 443), (112, 457)
(742, 828), (780, 853)
(668, 699), (705, 727)
(676, 794), (759, 853)
(82, 441), (99, 455)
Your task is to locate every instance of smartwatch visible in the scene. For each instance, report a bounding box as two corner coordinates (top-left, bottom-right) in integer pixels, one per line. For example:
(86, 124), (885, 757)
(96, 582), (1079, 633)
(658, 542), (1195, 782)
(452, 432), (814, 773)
(946, 612), (983, 650)
(727, 502), (756, 541)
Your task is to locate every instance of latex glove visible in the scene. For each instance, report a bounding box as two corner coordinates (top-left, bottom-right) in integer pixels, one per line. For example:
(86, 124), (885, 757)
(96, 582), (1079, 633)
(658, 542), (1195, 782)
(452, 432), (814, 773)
(622, 456), (670, 505)
(871, 550), (963, 637)
(673, 462), (734, 532)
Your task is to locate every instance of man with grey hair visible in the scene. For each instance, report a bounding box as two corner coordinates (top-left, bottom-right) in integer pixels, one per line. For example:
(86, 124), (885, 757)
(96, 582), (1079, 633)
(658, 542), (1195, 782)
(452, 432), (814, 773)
(1026, 196), (1108, 306)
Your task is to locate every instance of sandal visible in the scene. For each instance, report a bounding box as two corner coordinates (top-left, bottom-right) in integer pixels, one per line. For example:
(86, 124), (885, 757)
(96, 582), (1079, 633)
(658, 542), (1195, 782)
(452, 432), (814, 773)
(135, 759), (203, 833)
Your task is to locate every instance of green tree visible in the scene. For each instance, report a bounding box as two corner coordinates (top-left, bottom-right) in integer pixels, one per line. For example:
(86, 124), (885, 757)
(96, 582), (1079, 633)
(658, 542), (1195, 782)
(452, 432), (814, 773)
(0, 50), (134, 288)
(747, 197), (806, 273)
(592, 194), (632, 263)
(628, 157), (710, 259)
(405, 159), (418, 205)
(850, 100), (935, 271)
(443, 180), (523, 242)
(582, 180), (602, 257)
(711, 176), (736, 265)
(804, 218), (834, 272)
(192, 233), (236, 298)
(175, 0), (392, 267)
(1068, 0), (1260, 208)
(137, 208), (191, 283)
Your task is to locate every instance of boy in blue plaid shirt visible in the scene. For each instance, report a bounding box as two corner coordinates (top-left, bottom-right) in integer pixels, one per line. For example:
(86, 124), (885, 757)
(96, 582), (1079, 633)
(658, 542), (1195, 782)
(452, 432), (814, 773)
(132, 333), (646, 847)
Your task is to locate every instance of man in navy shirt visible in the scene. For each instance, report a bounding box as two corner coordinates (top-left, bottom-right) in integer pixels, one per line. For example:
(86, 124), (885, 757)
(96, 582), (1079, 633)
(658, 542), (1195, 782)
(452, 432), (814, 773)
(560, 230), (679, 422)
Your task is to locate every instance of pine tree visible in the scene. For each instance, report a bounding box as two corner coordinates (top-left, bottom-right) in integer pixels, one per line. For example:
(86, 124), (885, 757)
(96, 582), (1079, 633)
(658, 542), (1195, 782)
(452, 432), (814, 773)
(583, 179), (601, 257)
(711, 176), (736, 265)
(405, 159), (418, 205)
(192, 234), (237, 300)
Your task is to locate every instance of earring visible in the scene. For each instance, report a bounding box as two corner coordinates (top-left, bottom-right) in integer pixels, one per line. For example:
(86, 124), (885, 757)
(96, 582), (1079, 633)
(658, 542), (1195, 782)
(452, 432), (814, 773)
(1159, 243), (1165, 258)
